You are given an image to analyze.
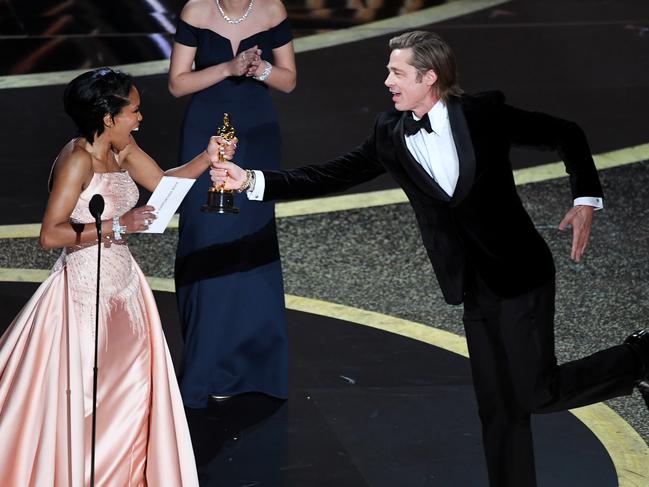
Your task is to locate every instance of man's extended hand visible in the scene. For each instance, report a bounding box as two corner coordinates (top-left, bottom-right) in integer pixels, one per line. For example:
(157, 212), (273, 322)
(558, 205), (595, 262)
(210, 160), (247, 191)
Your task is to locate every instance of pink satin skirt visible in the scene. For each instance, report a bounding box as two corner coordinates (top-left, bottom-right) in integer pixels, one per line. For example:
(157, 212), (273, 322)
(0, 262), (198, 486)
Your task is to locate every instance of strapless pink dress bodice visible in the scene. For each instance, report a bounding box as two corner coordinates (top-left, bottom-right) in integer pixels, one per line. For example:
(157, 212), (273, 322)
(70, 170), (139, 224)
(56, 171), (144, 336)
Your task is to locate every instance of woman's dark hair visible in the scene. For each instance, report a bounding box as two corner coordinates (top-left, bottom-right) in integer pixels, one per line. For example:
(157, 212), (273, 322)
(63, 67), (134, 144)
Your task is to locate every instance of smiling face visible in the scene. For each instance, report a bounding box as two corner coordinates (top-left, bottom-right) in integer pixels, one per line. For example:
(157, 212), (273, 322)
(104, 86), (143, 150)
(384, 48), (439, 117)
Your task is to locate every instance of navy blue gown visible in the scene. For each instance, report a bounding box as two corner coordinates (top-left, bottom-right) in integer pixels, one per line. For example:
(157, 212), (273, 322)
(173, 18), (292, 408)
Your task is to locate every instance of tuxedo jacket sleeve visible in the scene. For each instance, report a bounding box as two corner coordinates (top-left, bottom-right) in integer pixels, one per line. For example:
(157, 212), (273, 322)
(499, 95), (603, 199)
(261, 117), (388, 201)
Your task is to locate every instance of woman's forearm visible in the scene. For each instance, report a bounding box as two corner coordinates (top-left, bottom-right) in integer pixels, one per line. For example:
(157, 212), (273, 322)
(40, 219), (115, 250)
(260, 64), (296, 93)
(164, 150), (211, 179)
(168, 63), (232, 97)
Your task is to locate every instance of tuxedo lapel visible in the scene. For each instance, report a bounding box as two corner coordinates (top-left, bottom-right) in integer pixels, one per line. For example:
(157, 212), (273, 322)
(447, 97), (476, 207)
(394, 113), (451, 202)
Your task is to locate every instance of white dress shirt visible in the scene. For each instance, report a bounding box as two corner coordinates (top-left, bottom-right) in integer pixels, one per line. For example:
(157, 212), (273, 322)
(248, 169), (266, 201)
(405, 101), (459, 197)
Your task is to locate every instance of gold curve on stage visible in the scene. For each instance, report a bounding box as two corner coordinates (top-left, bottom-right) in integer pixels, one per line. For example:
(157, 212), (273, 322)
(0, 269), (647, 486)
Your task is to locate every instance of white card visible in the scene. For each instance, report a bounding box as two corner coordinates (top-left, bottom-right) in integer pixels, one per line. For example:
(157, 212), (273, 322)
(140, 176), (195, 233)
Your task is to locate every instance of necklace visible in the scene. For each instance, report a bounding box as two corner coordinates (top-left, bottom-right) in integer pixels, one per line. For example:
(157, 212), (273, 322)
(216, 0), (254, 25)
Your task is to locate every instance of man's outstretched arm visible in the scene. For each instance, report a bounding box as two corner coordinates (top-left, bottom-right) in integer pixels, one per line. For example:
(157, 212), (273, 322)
(211, 133), (386, 201)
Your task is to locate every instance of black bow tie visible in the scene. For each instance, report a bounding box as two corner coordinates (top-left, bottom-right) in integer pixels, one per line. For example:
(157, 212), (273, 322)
(403, 113), (433, 136)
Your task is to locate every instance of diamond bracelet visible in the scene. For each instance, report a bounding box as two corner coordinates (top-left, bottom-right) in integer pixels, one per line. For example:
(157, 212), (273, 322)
(254, 61), (272, 82)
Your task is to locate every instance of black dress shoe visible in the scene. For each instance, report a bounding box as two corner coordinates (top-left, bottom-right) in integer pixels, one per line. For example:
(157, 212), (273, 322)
(624, 330), (649, 411)
(624, 329), (649, 377)
(638, 380), (649, 410)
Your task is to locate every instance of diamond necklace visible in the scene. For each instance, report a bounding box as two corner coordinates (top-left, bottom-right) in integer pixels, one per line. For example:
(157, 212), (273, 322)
(216, 0), (254, 25)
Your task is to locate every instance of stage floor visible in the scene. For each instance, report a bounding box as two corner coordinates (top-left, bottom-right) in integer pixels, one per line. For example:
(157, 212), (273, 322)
(0, 283), (623, 486)
(0, 1), (648, 485)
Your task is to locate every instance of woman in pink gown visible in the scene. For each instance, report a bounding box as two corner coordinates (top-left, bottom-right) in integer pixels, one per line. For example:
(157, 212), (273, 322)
(0, 68), (232, 486)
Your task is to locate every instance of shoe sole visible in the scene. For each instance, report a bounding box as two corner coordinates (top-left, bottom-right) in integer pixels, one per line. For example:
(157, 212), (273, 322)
(639, 380), (649, 410)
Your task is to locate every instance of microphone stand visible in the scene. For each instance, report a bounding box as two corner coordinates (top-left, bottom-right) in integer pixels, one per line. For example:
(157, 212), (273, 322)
(91, 224), (100, 487)
(89, 195), (104, 487)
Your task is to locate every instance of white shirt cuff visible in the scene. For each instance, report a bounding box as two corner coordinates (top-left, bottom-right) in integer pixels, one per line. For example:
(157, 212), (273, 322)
(247, 170), (265, 200)
(574, 196), (603, 210)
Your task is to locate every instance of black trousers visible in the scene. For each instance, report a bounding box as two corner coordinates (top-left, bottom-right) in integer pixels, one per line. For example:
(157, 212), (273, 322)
(462, 276), (638, 487)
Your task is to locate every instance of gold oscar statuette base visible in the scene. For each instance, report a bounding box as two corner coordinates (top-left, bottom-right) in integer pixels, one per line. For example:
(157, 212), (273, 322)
(201, 187), (239, 214)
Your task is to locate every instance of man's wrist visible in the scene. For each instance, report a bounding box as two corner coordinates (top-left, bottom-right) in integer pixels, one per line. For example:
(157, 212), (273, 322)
(247, 170), (265, 201)
(237, 170), (255, 193)
(574, 196), (603, 210)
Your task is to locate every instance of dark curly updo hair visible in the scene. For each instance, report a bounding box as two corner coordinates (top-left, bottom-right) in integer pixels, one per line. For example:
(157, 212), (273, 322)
(63, 67), (134, 144)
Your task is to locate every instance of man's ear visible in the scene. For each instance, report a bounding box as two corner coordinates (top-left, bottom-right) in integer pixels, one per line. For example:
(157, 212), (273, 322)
(424, 69), (438, 87)
(103, 113), (114, 129)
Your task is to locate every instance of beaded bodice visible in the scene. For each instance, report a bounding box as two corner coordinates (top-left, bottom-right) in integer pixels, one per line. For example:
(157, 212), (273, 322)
(53, 171), (146, 336)
(70, 170), (138, 224)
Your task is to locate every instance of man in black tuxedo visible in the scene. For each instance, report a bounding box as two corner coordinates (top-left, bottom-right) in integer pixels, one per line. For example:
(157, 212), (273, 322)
(211, 31), (649, 487)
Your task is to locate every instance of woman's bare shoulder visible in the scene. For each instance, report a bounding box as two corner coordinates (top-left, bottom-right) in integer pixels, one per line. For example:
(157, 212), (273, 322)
(258, 0), (288, 26)
(51, 140), (93, 184)
(180, 0), (213, 26)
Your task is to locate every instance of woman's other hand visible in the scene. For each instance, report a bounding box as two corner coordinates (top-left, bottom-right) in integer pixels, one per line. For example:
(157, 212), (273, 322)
(245, 49), (263, 77)
(120, 205), (157, 233)
(207, 135), (237, 163)
(227, 46), (261, 77)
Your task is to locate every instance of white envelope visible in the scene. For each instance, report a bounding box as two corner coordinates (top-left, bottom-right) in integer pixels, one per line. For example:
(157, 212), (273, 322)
(139, 176), (195, 233)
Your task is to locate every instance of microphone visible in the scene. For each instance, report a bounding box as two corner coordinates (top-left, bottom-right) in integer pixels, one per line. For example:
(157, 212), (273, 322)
(89, 194), (105, 231)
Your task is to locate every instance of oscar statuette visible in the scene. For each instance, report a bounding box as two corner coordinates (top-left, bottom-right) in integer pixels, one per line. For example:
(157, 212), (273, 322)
(201, 113), (239, 214)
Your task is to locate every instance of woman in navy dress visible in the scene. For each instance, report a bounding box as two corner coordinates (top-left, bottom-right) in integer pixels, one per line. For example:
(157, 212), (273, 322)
(169, 0), (296, 408)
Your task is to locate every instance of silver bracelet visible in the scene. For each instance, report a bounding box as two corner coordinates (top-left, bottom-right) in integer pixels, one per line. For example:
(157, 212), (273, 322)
(254, 61), (272, 82)
(112, 215), (127, 241)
